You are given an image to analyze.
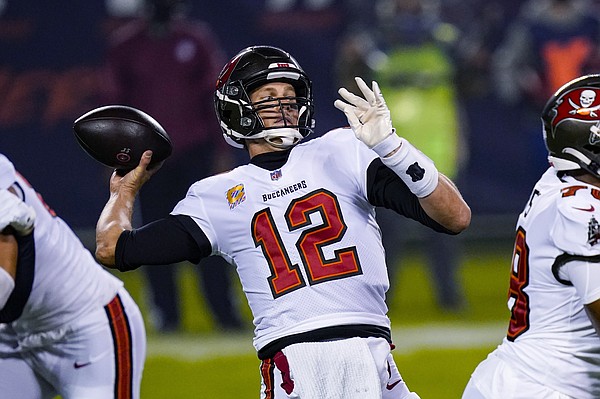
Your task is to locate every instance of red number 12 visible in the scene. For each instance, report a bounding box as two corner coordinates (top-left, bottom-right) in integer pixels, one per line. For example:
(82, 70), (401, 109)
(252, 189), (362, 298)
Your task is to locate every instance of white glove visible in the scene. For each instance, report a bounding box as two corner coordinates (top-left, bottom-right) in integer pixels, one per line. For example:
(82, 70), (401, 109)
(335, 77), (439, 198)
(334, 77), (398, 155)
(0, 189), (36, 235)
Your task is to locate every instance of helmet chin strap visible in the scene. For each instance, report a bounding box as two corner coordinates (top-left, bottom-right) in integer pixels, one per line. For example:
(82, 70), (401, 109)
(263, 128), (304, 149)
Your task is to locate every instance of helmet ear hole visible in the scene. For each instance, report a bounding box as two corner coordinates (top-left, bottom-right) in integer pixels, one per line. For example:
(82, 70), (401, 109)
(240, 116), (254, 128)
(225, 85), (241, 98)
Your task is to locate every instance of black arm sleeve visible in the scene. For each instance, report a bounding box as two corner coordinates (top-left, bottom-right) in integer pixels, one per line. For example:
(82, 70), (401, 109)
(114, 214), (212, 272)
(366, 158), (455, 234)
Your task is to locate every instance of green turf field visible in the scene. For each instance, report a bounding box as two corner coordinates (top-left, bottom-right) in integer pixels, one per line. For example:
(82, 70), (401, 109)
(112, 239), (514, 399)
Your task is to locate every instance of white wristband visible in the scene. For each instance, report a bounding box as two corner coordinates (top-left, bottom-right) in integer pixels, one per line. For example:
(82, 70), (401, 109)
(376, 134), (439, 198)
(0, 267), (15, 309)
(370, 129), (400, 155)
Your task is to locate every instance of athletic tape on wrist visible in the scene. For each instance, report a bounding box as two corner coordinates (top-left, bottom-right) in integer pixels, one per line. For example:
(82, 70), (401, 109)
(377, 135), (439, 198)
(0, 267), (15, 309)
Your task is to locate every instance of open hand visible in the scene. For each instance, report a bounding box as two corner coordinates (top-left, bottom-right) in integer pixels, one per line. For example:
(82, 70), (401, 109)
(334, 77), (394, 148)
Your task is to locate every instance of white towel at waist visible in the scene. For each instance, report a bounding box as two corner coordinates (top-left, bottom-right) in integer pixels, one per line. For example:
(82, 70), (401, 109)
(282, 336), (382, 399)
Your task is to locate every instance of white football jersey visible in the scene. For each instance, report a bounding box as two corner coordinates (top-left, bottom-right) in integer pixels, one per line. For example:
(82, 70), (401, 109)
(173, 129), (392, 351)
(494, 167), (600, 398)
(0, 154), (123, 334)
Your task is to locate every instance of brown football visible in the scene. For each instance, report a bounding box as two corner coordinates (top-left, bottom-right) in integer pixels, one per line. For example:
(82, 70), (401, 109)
(73, 105), (172, 171)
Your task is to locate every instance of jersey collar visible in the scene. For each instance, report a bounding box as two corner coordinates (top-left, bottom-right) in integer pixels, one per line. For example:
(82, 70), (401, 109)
(250, 148), (292, 171)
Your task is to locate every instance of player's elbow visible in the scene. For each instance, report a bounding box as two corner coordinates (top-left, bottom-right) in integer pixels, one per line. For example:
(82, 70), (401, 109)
(95, 222), (124, 268)
(444, 203), (472, 234)
(424, 197), (472, 234)
(95, 244), (116, 268)
(95, 233), (118, 268)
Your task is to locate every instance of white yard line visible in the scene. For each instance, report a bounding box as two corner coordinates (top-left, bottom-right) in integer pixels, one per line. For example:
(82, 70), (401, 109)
(392, 321), (506, 354)
(147, 321), (506, 361)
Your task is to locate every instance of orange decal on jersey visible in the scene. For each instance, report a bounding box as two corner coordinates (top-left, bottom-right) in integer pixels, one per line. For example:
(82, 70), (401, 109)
(591, 188), (600, 200)
(105, 295), (134, 399)
(561, 185), (588, 197)
(226, 184), (246, 210)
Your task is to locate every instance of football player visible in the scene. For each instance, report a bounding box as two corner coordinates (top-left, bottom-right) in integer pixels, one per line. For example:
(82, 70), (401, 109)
(95, 45), (471, 398)
(462, 75), (600, 399)
(0, 154), (146, 399)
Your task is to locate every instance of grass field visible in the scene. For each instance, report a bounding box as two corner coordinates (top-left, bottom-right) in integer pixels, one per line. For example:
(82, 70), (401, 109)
(111, 238), (514, 399)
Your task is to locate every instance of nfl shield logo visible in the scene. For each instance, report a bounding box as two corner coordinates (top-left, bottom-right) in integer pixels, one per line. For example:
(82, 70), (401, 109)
(270, 169), (282, 181)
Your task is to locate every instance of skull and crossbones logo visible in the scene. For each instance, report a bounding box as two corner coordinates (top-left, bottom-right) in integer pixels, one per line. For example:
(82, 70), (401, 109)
(569, 89), (600, 117)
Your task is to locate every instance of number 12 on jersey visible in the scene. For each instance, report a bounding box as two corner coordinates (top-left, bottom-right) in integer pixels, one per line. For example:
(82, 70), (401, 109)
(251, 189), (363, 298)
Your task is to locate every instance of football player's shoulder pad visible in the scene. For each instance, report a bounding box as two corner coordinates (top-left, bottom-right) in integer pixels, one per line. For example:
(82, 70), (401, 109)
(552, 186), (600, 255)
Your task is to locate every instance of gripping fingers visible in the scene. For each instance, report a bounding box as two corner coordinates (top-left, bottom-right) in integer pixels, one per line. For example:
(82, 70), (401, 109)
(140, 150), (153, 168)
(132, 150), (158, 182)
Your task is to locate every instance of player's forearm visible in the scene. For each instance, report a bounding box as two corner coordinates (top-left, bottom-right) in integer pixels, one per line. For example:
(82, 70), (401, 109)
(95, 191), (135, 267)
(418, 174), (471, 233)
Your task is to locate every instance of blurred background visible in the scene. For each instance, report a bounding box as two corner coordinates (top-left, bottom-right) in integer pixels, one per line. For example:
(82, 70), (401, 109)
(2, 0), (600, 397)
(4, 0), (588, 226)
